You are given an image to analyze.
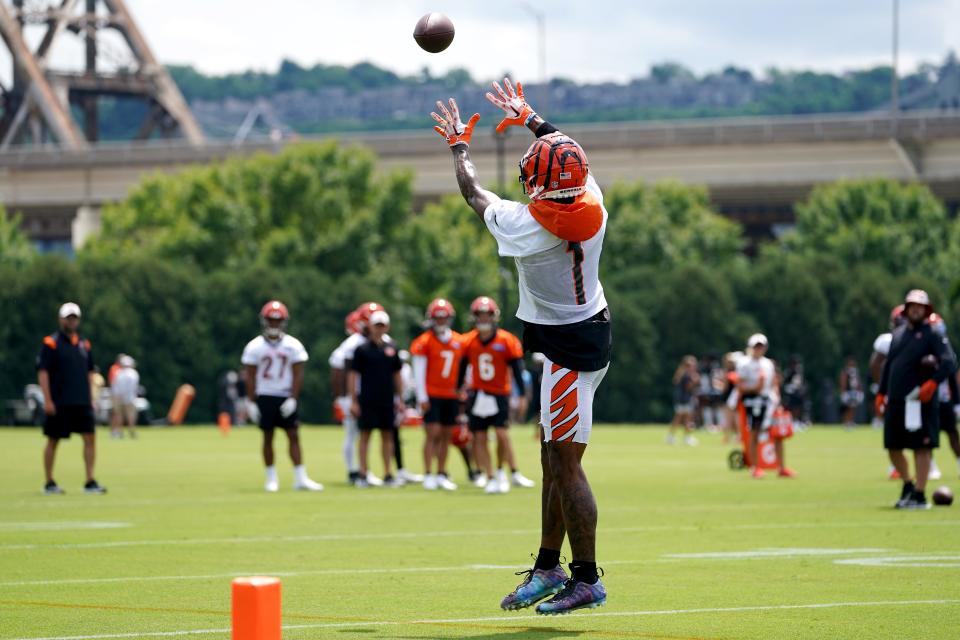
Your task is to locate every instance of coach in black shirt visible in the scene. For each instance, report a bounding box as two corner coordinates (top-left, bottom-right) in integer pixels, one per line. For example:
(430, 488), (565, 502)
(877, 290), (957, 509)
(349, 310), (404, 486)
(37, 302), (106, 495)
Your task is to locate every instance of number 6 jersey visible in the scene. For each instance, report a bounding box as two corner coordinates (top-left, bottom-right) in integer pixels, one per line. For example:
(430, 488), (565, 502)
(241, 334), (309, 398)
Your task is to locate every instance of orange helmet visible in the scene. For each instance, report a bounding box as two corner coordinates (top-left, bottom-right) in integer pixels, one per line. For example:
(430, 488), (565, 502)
(344, 310), (362, 336)
(889, 304), (906, 330)
(426, 298), (455, 320)
(470, 296), (500, 323)
(260, 300), (289, 339)
(355, 301), (385, 332)
(518, 132), (590, 201)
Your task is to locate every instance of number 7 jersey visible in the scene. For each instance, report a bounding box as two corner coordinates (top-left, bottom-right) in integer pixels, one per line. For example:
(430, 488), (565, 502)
(409, 330), (465, 399)
(483, 173), (607, 326)
(241, 334), (309, 397)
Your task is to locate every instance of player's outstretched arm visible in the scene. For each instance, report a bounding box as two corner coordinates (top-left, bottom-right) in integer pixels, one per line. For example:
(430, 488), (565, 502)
(430, 98), (499, 219)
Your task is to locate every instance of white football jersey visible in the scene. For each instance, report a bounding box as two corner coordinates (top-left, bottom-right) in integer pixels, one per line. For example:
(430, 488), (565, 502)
(736, 356), (775, 396)
(873, 332), (892, 356)
(484, 174), (608, 326)
(328, 333), (367, 369)
(242, 334), (309, 397)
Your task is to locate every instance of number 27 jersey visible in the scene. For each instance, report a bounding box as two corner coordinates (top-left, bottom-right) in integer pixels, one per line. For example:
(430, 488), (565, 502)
(241, 334), (309, 398)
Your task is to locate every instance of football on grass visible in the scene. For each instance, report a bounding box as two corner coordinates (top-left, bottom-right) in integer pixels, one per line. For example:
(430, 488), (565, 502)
(413, 13), (455, 53)
(933, 486), (954, 506)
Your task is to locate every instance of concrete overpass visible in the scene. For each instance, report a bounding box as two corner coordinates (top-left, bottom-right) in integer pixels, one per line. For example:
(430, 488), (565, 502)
(2, 110), (959, 250)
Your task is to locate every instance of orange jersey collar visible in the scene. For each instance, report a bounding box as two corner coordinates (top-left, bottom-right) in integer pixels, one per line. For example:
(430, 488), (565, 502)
(528, 190), (603, 242)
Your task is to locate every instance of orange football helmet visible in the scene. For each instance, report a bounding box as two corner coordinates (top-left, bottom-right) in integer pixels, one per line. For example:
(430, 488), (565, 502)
(518, 132), (590, 201)
(260, 300), (289, 339)
(426, 298), (455, 320)
(470, 296), (500, 322)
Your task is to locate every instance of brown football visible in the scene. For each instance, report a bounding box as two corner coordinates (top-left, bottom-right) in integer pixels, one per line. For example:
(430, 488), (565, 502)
(413, 13), (455, 53)
(933, 486), (954, 506)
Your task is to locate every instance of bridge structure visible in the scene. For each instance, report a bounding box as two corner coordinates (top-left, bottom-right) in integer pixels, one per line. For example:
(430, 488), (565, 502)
(2, 109), (959, 251)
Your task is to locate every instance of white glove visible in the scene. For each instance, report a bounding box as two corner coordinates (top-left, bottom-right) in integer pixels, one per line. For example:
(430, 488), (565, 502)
(246, 398), (260, 423)
(485, 77), (535, 133)
(280, 397), (298, 418)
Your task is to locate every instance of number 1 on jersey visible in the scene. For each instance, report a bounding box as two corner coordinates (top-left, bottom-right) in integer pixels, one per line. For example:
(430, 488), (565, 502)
(567, 242), (586, 305)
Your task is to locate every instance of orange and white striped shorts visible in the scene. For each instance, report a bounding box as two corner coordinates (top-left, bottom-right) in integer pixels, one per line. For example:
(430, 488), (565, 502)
(540, 356), (608, 444)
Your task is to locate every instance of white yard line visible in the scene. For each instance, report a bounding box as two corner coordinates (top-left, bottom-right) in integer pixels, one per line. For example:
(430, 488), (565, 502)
(0, 522), (130, 532)
(663, 547), (890, 560)
(3, 520), (959, 551)
(7, 599), (960, 640)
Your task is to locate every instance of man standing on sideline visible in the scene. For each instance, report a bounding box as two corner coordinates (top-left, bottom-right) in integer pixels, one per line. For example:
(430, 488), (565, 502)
(110, 355), (140, 439)
(876, 290), (957, 509)
(431, 78), (611, 614)
(242, 300), (323, 493)
(37, 302), (106, 495)
(737, 334), (794, 478)
(349, 310), (406, 487)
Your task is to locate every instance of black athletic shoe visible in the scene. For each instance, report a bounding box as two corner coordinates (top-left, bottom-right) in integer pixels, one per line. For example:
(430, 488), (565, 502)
(43, 481), (64, 495)
(83, 480), (107, 494)
(895, 481), (915, 508)
(897, 491), (931, 510)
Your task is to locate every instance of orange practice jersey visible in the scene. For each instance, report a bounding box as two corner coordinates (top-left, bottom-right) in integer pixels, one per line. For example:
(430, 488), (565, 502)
(462, 328), (524, 396)
(410, 330), (465, 399)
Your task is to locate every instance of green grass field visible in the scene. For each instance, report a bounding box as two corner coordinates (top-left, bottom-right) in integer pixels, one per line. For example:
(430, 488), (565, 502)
(1, 424), (959, 639)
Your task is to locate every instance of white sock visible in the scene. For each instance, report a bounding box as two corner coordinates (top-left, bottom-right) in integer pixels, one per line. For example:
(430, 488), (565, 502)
(265, 466), (278, 482)
(294, 464), (307, 482)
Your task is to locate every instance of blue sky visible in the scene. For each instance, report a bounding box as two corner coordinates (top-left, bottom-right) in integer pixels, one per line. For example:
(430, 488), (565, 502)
(83, 1), (960, 82)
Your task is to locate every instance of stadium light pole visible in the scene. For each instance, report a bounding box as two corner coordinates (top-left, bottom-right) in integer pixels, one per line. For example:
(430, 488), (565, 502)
(519, 2), (548, 113)
(891, 0), (900, 137)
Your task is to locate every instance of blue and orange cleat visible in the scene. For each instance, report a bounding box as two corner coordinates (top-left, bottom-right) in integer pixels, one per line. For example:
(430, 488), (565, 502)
(535, 577), (607, 615)
(500, 565), (568, 610)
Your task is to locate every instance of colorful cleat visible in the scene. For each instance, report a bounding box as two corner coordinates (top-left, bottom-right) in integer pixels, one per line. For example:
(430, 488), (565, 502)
(500, 565), (568, 611)
(535, 577), (607, 615)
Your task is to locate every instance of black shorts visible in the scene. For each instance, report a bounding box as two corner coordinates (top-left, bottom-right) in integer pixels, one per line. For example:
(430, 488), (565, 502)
(256, 395), (299, 432)
(43, 405), (95, 439)
(884, 400), (940, 450)
(358, 405), (396, 431)
(424, 397), (460, 426)
(467, 394), (510, 431)
(742, 395), (768, 432)
(939, 402), (957, 435)
(523, 308), (612, 373)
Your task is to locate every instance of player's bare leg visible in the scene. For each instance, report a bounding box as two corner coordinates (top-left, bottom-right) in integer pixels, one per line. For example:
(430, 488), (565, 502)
(749, 431), (762, 477)
(262, 430), (278, 492)
(81, 433), (96, 483)
(284, 427), (303, 466)
(500, 436), (567, 610)
(496, 427), (534, 488)
(473, 430), (493, 480)
(914, 449), (931, 493)
(535, 440), (607, 615)
(889, 448), (911, 480)
(381, 432), (395, 480)
(43, 437), (59, 484)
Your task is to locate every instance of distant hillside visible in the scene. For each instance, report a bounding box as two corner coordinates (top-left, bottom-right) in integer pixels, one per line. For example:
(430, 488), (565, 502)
(101, 55), (960, 140)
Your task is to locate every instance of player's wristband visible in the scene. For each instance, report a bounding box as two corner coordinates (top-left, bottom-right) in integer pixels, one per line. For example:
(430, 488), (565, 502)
(535, 121), (559, 137)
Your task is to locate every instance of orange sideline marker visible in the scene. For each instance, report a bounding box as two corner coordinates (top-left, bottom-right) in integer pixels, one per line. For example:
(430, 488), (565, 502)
(232, 576), (281, 640)
(218, 411), (232, 435)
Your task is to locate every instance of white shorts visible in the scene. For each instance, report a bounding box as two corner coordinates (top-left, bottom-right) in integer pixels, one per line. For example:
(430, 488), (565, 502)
(540, 356), (608, 445)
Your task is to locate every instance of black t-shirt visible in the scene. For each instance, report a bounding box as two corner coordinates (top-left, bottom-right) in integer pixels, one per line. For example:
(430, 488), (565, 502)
(351, 338), (401, 408)
(523, 307), (612, 372)
(36, 331), (94, 407)
(880, 323), (958, 401)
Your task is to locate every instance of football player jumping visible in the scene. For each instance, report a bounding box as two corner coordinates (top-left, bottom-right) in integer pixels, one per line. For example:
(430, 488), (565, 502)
(241, 301), (323, 492)
(431, 78), (612, 614)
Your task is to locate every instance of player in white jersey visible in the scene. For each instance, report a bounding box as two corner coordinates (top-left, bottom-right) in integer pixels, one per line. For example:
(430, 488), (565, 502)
(241, 300), (322, 493)
(736, 333), (794, 478)
(329, 308), (369, 486)
(431, 78), (610, 615)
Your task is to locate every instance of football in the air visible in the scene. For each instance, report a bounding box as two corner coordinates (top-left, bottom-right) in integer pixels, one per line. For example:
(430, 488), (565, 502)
(933, 486), (954, 506)
(413, 13), (455, 53)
